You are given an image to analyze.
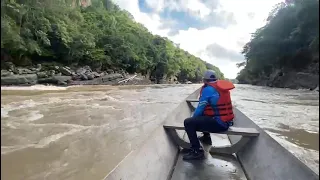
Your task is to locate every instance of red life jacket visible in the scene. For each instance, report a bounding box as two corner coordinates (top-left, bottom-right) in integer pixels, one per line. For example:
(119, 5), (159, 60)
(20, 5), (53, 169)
(199, 80), (235, 122)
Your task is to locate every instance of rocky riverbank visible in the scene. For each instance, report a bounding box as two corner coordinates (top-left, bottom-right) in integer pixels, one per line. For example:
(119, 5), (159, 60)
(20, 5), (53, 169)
(238, 62), (319, 91)
(1, 62), (152, 86)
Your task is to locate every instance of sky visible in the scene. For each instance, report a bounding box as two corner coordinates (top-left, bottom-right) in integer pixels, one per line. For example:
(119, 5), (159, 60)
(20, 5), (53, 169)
(112, 0), (283, 79)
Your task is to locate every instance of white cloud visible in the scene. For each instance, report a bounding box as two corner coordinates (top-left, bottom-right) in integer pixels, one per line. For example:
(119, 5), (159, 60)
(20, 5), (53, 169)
(144, 0), (164, 12)
(184, 0), (211, 18)
(168, 0), (283, 78)
(113, 0), (284, 78)
(199, 52), (243, 79)
(145, 0), (211, 18)
(113, 0), (170, 36)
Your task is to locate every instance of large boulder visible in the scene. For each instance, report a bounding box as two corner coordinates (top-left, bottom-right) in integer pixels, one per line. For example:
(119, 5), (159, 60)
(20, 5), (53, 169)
(1, 74), (38, 85)
(59, 66), (73, 76)
(76, 66), (92, 75)
(101, 73), (123, 82)
(86, 73), (94, 80)
(36, 64), (42, 70)
(53, 75), (71, 82)
(1, 70), (13, 77)
(83, 65), (92, 72)
(38, 76), (71, 85)
(106, 69), (114, 74)
(80, 73), (88, 80)
(17, 68), (34, 75)
(76, 68), (86, 74)
(36, 72), (48, 78)
(4, 62), (15, 71)
(71, 74), (81, 80)
(48, 70), (56, 77)
(38, 77), (56, 84)
(92, 72), (101, 78)
(54, 76), (71, 85)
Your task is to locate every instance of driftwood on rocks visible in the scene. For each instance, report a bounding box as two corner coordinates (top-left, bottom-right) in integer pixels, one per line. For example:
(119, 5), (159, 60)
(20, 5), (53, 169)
(1, 63), (153, 86)
(118, 75), (137, 83)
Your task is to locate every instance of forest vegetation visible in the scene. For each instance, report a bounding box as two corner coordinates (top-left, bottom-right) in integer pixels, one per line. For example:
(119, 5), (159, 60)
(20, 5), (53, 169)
(1, 0), (225, 84)
(236, 0), (319, 89)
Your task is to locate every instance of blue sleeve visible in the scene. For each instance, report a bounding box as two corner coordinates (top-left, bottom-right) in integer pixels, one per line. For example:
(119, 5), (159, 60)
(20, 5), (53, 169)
(192, 86), (219, 117)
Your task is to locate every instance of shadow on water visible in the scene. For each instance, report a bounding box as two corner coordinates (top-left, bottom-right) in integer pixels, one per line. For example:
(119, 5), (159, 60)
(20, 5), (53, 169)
(265, 123), (319, 151)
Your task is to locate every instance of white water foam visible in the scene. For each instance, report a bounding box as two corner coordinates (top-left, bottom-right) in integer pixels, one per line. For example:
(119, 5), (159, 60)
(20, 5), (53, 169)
(1, 85), (72, 91)
(1, 144), (34, 155)
(1, 99), (38, 118)
(34, 128), (84, 148)
(100, 95), (119, 101)
(27, 111), (44, 121)
(91, 103), (121, 110)
(1, 95), (112, 118)
(1, 108), (9, 118)
(1, 127), (87, 155)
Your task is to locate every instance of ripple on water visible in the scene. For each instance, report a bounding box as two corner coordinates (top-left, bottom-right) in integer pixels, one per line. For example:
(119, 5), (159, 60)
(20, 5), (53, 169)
(233, 84), (319, 174)
(267, 131), (319, 174)
(265, 125), (319, 151)
(27, 111), (44, 121)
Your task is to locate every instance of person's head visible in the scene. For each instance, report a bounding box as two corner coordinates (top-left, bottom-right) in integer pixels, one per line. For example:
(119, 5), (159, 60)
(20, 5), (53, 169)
(202, 70), (217, 83)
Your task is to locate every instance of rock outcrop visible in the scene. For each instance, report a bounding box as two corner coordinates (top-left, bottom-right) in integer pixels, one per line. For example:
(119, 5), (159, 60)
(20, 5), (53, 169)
(0, 62), (147, 86)
(1, 74), (38, 85)
(238, 64), (319, 90)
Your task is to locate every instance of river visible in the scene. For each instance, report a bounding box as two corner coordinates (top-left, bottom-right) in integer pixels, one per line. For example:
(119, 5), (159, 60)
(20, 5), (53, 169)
(1, 84), (319, 180)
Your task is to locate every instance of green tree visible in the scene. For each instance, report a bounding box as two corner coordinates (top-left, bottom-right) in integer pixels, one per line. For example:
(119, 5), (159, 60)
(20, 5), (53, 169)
(1, 0), (225, 83)
(237, 0), (319, 84)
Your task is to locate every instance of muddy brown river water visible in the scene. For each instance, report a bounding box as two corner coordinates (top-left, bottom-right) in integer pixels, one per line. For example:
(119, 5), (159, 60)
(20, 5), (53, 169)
(1, 84), (319, 180)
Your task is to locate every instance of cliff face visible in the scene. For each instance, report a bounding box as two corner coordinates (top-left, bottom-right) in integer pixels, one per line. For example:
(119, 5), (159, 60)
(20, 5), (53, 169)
(240, 61), (319, 90)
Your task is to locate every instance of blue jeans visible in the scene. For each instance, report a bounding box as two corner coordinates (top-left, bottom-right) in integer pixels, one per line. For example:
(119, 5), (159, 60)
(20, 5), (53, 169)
(184, 116), (229, 149)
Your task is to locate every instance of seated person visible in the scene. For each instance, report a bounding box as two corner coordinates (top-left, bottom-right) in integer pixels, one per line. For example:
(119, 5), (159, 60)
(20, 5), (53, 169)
(183, 70), (235, 160)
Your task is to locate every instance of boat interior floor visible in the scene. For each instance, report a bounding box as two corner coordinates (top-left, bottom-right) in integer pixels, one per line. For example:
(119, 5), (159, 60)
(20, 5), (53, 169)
(170, 132), (247, 180)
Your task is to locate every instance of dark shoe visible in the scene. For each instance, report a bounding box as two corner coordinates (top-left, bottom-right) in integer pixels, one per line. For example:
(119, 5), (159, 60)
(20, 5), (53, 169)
(183, 149), (205, 160)
(181, 146), (204, 154)
(198, 134), (212, 145)
(181, 148), (193, 154)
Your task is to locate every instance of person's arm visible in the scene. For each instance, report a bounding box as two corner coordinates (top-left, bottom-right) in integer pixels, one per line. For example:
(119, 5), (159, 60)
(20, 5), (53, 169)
(192, 86), (220, 118)
(192, 87), (211, 117)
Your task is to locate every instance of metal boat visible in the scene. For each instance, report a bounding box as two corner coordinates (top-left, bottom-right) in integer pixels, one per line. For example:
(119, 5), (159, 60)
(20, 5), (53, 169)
(104, 89), (319, 180)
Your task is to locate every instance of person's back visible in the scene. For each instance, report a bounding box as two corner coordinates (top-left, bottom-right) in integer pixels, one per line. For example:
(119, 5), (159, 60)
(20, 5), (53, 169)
(183, 70), (235, 160)
(198, 79), (235, 122)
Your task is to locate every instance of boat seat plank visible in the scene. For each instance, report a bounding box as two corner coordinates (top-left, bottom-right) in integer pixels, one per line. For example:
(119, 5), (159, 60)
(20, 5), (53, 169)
(185, 99), (199, 103)
(163, 125), (259, 137)
(163, 124), (259, 155)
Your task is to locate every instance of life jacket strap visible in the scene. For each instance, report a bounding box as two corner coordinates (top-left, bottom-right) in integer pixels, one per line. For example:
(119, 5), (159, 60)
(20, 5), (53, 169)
(212, 112), (234, 117)
(211, 102), (232, 107)
(215, 107), (233, 111)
